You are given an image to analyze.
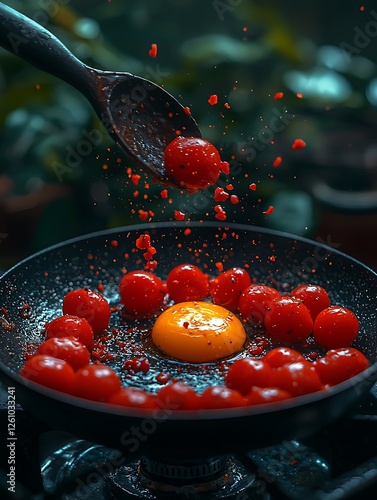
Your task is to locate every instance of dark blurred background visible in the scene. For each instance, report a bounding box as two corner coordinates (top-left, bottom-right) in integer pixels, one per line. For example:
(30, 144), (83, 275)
(1, 0), (376, 271)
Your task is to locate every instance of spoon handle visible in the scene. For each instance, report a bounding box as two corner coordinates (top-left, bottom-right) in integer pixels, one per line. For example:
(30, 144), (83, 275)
(0, 3), (93, 95)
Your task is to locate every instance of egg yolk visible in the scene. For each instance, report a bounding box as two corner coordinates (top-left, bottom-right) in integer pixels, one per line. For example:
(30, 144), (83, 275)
(151, 301), (246, 363)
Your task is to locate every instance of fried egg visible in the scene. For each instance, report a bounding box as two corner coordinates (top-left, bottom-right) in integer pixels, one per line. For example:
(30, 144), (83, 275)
(151, 301), (246, 363)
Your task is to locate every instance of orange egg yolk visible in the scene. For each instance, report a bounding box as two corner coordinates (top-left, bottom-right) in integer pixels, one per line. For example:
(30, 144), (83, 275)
(151, 301), (246, 363)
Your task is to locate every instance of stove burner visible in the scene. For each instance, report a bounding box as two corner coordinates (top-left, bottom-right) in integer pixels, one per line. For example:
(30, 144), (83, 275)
(107, 456), (256, 499)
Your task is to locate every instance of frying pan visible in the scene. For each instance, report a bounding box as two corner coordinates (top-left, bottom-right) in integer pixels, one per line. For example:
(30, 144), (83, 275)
(0, 221), (376, 460)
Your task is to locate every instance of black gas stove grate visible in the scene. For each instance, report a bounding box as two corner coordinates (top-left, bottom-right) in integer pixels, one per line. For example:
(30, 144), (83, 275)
(1, 384), (377, 500)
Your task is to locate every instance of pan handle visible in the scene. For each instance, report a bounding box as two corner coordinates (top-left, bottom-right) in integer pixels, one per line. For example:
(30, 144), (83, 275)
(0, 3), (93, 96)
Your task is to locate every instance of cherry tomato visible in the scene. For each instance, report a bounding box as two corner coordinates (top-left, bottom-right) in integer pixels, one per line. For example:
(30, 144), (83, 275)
(291, 284), (331, 320)
(36, 336), (90, 371)
(274, 362), (323, 397)
(199, 386), (247, 409)
(313, 306), (360, 348)
(247, 387), (292, 405)
(108, 388), (156, 409)
(313, 347), (369, 386)
(263, 347), (306, 368)
(166, 264), (208, 303)
(71, 363), (122, 402)
(238, 284), (281, 323)
(209, 267), (251, 310)
(164, 136), (229, 192)
(156, 382), (200, 410)
(63, 289), (111, 333)
(45, 315), (94, 346)
(264, 297), (313, 343)
(225, 357), (275, 396)
(119, 270), (165, 316)
(20, 355), (75, 394)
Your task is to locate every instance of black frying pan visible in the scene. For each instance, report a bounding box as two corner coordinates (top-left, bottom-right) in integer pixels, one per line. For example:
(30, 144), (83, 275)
(0, 222), (376, 460)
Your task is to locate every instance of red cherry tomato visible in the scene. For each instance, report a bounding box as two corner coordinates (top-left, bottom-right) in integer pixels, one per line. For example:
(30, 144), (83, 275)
(314, 347), (369, 386)
(274, 361), (323, 397)
(199, 386), (247, 409)
(291, 284), (331, 320)
(225, 357), (275, 396)
(238, 284), (281, 323)
(264, 297), (313, 343)
(20, 355), (75, 394)
(36, 336), (90, 371)
(63, 289), (111, 333)
(45, 315), (94, 346)
(71, 363), (122, 402)
(156, 382), (200, 410)
(313, 306), (360, 348)
(119, 270), (165, 316)
(209, 267), (251, 310)
(166, 264), (208, 303)
(247, 387), (292, 405)
(164, 136), (229, 192)
(108, 388), (156, 409)
(263, 347), (306, 368)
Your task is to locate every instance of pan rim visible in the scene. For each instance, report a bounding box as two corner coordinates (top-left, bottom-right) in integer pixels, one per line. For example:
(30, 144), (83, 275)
(1, 221), (376, 421)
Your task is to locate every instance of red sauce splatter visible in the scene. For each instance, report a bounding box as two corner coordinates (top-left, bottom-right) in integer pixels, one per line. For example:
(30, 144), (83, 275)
(174, 210), (185, 221)
(156, 372), (171, 384)
(110, 240), (119, 247)
(292, 139), (306, 150)
(148, 43), (158, 58)
(263, 205), (275, 215)
(272, 156), (282, 168)
(215, 262), (224, 272)
(249, 183), (257, 191)
(131, 174), (141, 186)
(230, 195), (240, 204)
(208, 94), (218, 105)
(136, 234), (151, 249)
(213, 187), (229, 202)
(183, 106), (191, 115)
(274, 92), (284, 100)
(138, 210), (149, 221)
(224, 102), (231, 109)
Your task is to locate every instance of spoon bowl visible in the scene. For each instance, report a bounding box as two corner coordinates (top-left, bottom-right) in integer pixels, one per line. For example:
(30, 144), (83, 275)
(0, 3), (201, 183)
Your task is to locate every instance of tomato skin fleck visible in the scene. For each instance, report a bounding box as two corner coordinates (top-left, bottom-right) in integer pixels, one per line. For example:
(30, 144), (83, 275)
(164, 136), (227, 192)
(264, 297), (313, 343)
(63, 289), (111, 333)
(209, 267), (251, 310)
(313, 306), (360, 348)
(71, 363), (122, 402)
(166, 264), (208, 303)
(225, 357), (275, 396)
(20, 355), (75, 394)
(45, 315), (94, 347)
(313, 347), (369, 386)
(119, 271), (165, 316)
